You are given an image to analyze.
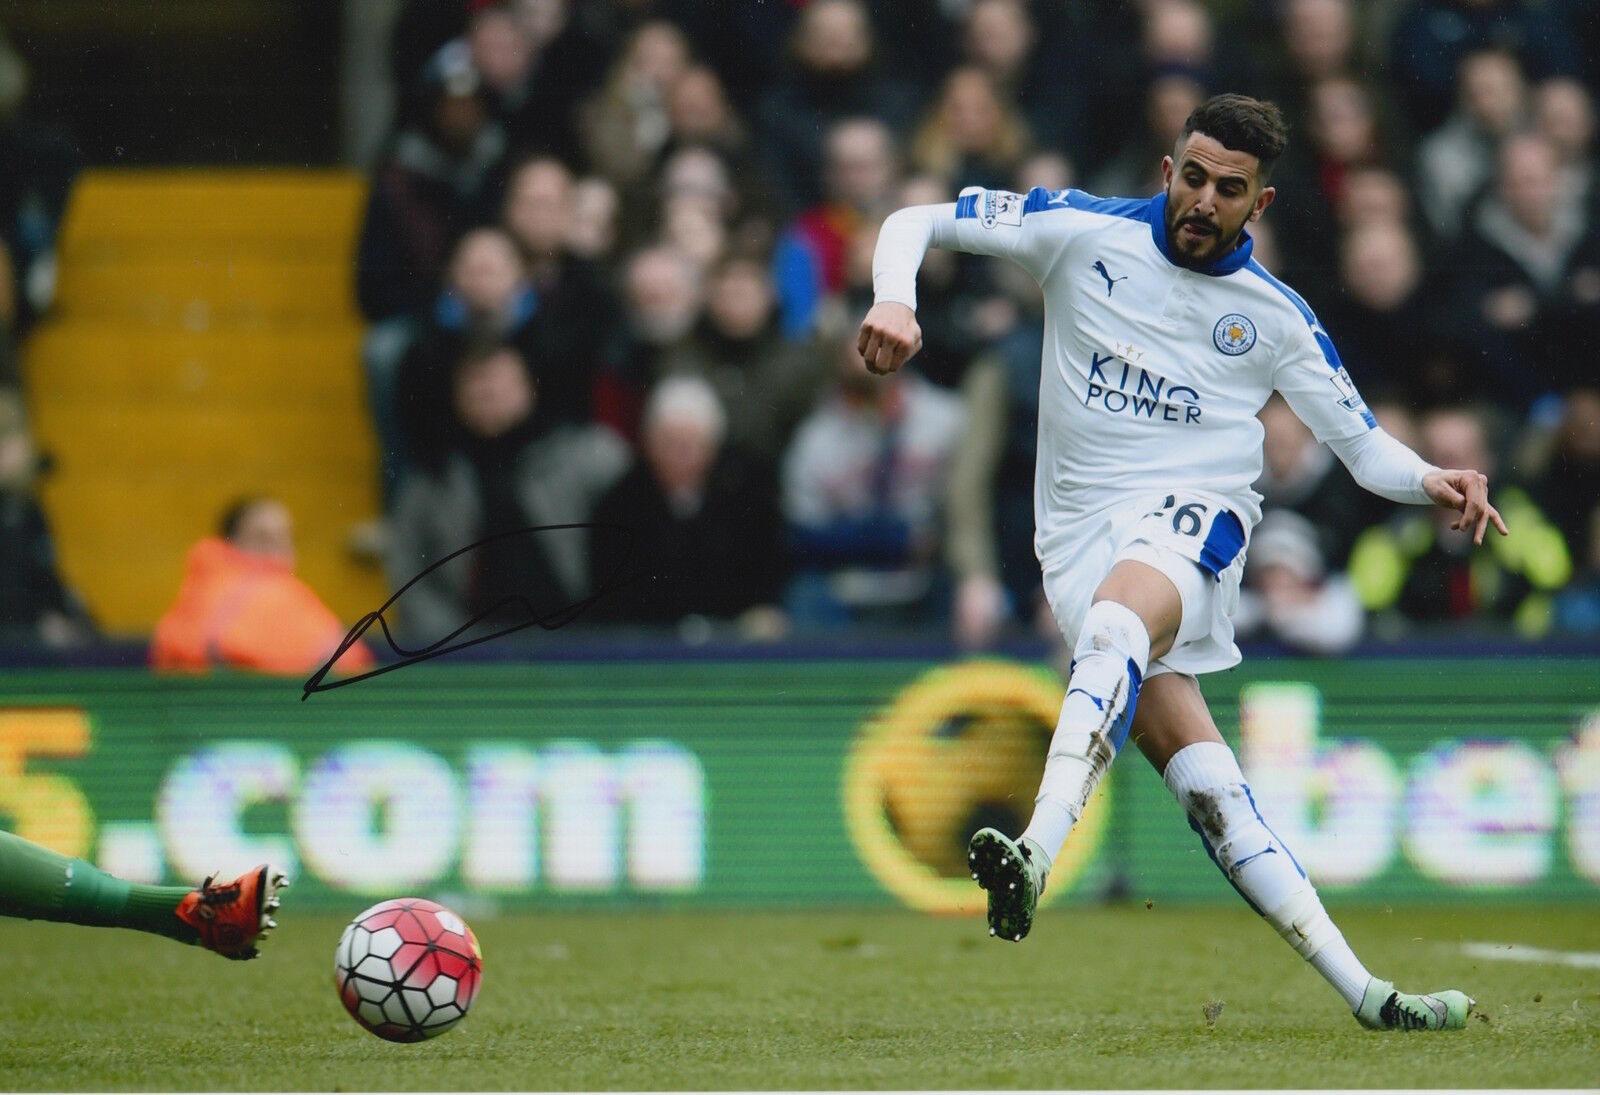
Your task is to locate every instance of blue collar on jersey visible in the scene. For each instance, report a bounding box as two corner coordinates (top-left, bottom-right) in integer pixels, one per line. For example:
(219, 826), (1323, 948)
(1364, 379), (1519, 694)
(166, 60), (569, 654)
(1145, 192), (1254, 276)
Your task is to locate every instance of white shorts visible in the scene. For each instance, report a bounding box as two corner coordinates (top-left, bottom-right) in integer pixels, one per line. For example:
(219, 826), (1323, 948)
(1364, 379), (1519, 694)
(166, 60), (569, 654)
(1040, 490), (1250, 678)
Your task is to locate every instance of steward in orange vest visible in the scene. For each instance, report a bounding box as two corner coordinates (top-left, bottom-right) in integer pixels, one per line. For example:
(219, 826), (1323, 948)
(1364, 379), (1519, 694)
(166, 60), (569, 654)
(151, 498), (374, 675)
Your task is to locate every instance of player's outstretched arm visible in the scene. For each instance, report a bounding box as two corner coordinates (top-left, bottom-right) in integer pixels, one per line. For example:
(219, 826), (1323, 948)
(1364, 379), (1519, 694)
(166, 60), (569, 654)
(862, 202), (947, 375)
(865, 192), (1056, 374)
(857, 301), (922, 375)
(1324, 428), (1509, 546)
(1421, 468), (1510, 545)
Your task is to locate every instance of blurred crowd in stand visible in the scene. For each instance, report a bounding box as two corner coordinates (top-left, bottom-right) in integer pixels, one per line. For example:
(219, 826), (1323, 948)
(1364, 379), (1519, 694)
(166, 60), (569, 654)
(0, 36), (92, 651)
(3, 0), (1600, 658)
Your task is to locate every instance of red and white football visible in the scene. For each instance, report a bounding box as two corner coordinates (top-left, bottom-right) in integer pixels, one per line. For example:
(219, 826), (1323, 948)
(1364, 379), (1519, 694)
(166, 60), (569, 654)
(334, 898), (483, 1042)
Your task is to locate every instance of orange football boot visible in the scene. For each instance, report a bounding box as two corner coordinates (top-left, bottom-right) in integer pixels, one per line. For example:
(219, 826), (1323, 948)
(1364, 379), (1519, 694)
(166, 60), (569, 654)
(175, 864), (289, 960)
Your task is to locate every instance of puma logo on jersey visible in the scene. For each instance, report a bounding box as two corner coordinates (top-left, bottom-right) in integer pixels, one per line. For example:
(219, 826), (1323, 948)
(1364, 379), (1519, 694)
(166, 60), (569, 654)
(1092, 260), (1128, 296)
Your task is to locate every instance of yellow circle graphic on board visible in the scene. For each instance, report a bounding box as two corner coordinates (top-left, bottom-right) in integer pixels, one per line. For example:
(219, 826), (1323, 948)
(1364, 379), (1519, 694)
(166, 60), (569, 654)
(843, 660), (1110, 914)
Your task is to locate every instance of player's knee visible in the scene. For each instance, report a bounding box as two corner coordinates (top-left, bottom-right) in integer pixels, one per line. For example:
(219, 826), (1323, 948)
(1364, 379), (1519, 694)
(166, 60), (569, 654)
(1088, 565), (1147, 613)
(1094, 550), (1196, 653)
(1088, 578), (1177, 656)
(1072, 600), (1152, 664)
(1044, 723), (1118, 773)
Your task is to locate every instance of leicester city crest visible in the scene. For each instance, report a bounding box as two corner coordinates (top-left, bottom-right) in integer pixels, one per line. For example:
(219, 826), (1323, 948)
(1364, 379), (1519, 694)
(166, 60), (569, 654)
(1213, 313), (1257, 355)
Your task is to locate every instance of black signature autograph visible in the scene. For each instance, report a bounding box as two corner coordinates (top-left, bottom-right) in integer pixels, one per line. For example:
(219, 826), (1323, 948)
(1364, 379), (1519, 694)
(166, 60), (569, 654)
(302, 523), (634, 700)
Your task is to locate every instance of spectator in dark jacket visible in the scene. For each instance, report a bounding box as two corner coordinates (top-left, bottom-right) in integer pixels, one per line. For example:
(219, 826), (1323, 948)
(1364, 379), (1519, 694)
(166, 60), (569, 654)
(387, 341), (629, 644)
(590, 375), (782, 632)
(1387, 0), (1581, 137)
(661, 253), (827, 469)
(1270, 75), (1390, 283)
(0, 390), (93, 648)
(1415, 47), (1528, 244)
(754, 0), (919, 216)
(356, 41), (509, 323)
(465, 1), (608, 162)
(599, 245), (705, 443)
(500, 156), (624, 426)
(1451, 132), (1591, 413)
(1533, 76), (1597, 218)
(1321, 220), (1454, 405)
(960, 0), (1084, 157)
(0, 37), (78, 337)
(1090, 65), (1208, 200)
(394, 226), (538, 476)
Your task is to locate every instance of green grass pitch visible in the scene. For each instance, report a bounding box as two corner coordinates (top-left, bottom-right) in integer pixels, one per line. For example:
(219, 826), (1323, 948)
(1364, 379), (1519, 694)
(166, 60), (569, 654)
(1, 904), (1596, 1089)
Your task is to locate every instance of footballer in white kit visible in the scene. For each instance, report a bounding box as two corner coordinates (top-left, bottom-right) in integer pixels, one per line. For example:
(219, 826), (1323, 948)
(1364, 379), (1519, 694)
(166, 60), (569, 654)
(859, 94), (1505, 1032)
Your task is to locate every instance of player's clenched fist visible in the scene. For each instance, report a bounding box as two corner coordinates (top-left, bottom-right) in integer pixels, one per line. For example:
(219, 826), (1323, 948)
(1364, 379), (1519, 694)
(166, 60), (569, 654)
(857, 301), (923, 375)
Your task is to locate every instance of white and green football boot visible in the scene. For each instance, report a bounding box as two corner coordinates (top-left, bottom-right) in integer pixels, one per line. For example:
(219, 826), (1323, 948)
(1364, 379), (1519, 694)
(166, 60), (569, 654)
(1355, 979), (1475, 1031)
(967, 828), (1046, 942)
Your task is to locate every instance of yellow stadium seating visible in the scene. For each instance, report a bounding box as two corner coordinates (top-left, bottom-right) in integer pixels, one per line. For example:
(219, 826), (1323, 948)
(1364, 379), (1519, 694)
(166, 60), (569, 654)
(23, 170), (389, 634)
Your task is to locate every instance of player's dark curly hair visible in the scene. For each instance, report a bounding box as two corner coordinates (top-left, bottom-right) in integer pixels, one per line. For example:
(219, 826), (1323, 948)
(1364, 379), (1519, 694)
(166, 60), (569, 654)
(1180, 94), (1289, 179)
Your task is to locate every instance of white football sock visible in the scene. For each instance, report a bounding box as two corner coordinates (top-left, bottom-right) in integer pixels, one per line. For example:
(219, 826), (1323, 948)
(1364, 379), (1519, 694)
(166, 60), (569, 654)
(1164, 741), (1372, 1011)
(1309, 938), (1374, 1009)
(1022, 601), (1151, 874)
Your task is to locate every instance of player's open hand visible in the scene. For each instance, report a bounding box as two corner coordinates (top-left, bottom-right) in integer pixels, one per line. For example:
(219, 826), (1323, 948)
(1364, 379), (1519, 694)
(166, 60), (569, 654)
(857, 301), (922, 375)
(1422, 468), (1509, 545)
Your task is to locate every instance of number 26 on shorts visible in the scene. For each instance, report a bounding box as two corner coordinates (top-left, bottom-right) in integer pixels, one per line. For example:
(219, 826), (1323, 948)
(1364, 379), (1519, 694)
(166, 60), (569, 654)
(1144, 495), (1210, 538)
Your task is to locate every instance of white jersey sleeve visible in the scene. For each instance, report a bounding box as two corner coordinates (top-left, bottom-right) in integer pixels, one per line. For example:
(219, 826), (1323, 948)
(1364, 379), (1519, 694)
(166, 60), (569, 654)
(1269, 301), (1377, 446)
(1327, 427), (1437, 505)
(873, 187), (1101, 309)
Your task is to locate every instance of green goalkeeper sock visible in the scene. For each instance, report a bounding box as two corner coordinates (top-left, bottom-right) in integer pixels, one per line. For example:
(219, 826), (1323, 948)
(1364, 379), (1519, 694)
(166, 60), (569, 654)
(0, 829), (198, 945)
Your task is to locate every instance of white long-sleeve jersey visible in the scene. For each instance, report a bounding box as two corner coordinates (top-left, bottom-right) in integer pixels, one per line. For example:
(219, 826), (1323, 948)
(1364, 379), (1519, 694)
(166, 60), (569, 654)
(873, 187), (1436, 569)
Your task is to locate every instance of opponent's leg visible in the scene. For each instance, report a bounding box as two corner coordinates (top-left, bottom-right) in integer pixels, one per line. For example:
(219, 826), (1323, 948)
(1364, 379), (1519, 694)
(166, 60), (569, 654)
(0, 829), (195, 941)
(970, 561), (1178, 940)
(1135, 676), (1473, 1031)
(0, 829), (287, 959)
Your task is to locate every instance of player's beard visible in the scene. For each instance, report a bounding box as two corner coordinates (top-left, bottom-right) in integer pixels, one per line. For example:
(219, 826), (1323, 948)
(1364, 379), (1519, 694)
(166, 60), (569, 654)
(1164, 206), (1247, 270)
